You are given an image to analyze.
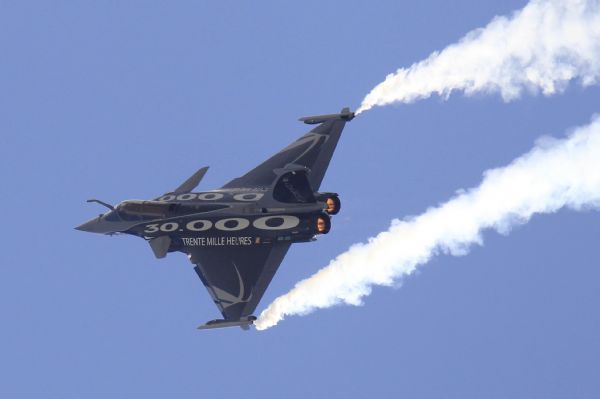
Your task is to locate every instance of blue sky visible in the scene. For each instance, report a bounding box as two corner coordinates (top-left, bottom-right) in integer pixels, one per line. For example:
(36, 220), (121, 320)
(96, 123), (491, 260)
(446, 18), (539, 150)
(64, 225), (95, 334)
(1, 1), (599, 398)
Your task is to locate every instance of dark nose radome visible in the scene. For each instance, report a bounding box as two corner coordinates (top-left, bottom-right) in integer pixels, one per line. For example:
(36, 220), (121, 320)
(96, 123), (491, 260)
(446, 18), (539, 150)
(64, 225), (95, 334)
(75, 218), (101, 233)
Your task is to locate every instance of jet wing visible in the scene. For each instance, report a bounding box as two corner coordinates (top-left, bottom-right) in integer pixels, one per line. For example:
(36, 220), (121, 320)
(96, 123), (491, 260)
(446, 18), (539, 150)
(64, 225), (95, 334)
(222, 108), (354, 191)
(187, 243), (291, 325)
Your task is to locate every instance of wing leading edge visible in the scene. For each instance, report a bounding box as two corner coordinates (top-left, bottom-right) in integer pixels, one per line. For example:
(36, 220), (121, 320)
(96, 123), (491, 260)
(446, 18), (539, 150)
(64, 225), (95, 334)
(222, 107), (354, 191)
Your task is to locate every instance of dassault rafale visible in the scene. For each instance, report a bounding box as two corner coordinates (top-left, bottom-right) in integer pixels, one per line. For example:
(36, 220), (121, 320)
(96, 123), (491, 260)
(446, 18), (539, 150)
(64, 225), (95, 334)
(76, 108), (355, 330)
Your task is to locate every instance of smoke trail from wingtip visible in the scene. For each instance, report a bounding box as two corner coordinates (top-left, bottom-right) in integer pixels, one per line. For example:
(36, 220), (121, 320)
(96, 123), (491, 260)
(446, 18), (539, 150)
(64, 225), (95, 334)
(255, 115), (600, 330)
(356, 0), (600, 114)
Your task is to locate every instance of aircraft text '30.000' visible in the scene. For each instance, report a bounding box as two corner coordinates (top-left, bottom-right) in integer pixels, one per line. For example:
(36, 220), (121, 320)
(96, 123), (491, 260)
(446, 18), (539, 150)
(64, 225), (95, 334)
(143, 215), (301, 234)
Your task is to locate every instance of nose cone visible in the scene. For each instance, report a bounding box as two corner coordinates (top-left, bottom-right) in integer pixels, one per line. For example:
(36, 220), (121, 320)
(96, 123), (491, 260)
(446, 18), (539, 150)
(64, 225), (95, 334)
(75, 217), (103, 233)
(75, 213), (138, 234)
(75, 216), (121, 234)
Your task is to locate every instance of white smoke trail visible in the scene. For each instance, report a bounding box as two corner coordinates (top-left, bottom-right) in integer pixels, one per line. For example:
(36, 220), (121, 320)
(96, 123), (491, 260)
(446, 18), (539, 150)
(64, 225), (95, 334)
(357, 0), (600, 114)
(255, 115), (600, 330)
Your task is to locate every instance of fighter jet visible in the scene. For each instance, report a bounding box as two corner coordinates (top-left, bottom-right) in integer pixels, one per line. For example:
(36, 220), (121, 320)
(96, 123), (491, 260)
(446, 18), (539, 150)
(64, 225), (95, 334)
(76, 107), (354, 330)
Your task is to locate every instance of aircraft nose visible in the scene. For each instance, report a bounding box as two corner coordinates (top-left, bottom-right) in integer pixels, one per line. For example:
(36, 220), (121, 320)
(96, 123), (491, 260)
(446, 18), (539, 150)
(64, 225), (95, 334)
(75, 217), (103, 233)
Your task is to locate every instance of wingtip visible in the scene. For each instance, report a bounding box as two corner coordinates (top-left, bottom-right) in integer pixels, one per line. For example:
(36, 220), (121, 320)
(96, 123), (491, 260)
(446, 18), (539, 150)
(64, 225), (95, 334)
(298, 107), (355, 124)
(341, 107), (355, 121)
(197, 316), (256, 331)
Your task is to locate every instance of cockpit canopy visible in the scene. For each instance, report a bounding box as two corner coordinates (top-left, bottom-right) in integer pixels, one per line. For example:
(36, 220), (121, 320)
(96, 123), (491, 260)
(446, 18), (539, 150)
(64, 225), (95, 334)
(118, 200), (172, 217)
